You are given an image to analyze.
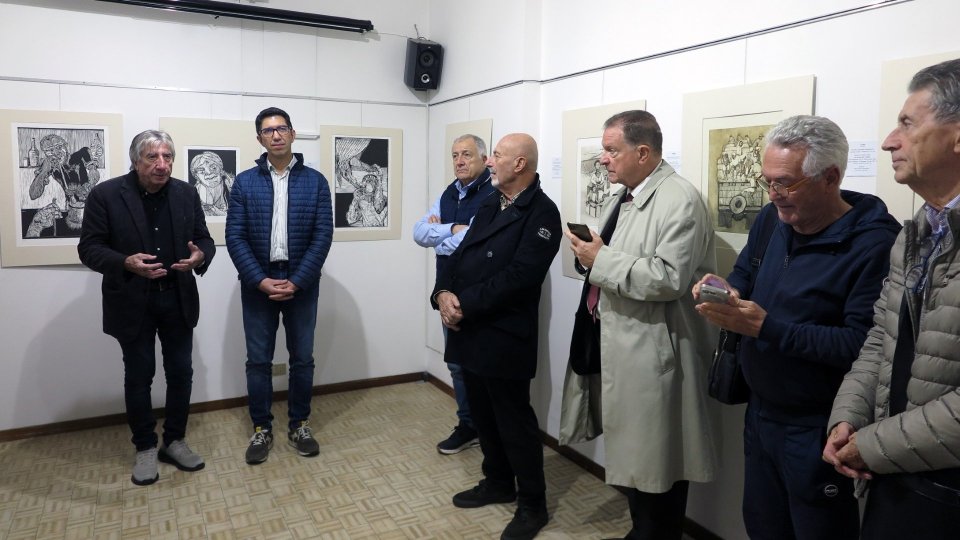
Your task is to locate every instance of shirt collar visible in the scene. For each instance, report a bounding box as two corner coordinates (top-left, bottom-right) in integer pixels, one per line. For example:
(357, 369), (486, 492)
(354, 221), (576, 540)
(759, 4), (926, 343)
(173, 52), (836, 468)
(922, 191), (960, 235)
(268, 154), (298, 175)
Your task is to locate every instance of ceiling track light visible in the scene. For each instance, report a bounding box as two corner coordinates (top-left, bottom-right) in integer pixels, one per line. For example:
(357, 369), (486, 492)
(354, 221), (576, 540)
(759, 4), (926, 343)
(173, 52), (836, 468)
(93, 0), (374, 33)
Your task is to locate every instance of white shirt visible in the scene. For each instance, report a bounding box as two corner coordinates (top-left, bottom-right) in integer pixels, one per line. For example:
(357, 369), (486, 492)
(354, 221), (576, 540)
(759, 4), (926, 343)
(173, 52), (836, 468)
(269, 155), (297, 262)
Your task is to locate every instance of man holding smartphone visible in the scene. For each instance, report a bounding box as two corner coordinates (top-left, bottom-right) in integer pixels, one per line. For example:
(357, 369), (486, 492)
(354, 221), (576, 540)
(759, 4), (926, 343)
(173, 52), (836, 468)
(561, 110), (720, 540)
(693, 115), (900, 539)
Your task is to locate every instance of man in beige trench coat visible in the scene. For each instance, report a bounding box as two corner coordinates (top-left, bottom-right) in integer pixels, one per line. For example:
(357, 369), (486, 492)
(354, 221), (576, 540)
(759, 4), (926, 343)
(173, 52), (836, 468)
(560, 110), (721, 539)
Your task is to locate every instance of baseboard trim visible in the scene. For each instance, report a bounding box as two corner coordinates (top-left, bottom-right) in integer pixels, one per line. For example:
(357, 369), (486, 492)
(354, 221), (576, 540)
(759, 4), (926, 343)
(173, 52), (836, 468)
(0, 371), (426, 443)
(2, 371), (723, 539)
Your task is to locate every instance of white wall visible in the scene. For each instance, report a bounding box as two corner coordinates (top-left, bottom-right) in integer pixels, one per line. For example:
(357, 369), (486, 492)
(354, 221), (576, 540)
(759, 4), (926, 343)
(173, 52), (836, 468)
(0, 0), (432, 431)
(425, 1), (960, 538)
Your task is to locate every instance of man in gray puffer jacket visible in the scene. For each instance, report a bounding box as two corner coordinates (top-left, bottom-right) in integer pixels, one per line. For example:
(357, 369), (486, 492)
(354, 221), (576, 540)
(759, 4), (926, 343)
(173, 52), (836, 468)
(825, 58), (960, 539)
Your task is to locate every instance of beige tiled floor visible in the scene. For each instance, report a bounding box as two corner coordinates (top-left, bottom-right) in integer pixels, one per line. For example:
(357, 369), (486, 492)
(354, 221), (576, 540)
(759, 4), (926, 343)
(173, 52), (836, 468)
(0, 382), (643, 539)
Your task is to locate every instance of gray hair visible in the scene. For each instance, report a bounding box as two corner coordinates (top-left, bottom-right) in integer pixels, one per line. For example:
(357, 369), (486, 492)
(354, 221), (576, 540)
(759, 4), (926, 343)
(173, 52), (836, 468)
(453, 134), (487, 158)
(129, 130), (175, 170)
(764, 115), (848, 179)
(909, 58), (960, 123)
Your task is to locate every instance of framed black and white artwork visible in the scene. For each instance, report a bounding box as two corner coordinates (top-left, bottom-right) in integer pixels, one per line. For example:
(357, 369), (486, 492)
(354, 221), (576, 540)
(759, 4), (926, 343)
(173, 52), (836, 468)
(0, 109), (124, 267)
(319, 126), (403, 241)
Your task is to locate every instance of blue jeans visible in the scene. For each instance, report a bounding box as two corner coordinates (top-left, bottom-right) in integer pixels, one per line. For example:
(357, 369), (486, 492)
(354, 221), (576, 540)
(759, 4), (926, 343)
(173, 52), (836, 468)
(241, 270), (319, 433)
(442, 326), (472, 429)
(118, 287), (193, 451)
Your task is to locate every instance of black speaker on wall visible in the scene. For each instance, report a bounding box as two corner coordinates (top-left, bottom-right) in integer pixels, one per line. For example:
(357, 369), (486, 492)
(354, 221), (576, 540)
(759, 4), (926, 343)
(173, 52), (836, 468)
(404, 38), (443, 90)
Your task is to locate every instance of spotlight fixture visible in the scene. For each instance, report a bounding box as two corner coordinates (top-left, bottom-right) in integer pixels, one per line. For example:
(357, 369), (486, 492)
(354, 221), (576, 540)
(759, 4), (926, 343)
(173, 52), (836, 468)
(93, 0), (374, 33)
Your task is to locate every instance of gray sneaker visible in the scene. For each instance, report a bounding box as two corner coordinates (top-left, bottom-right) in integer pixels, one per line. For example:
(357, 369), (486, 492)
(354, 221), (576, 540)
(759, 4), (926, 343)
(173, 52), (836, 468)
(158, 440), (205, 472)
(131, 447), (159, 486)
(288, 422), (320, 457)
(245, 427), (273, 465)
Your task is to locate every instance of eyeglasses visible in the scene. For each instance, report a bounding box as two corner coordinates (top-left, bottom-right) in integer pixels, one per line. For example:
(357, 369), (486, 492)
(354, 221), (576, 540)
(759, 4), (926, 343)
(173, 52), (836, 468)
(258, 126), (292, 138)
(757, 175), (814, 198)
(904, 229), (947, 295)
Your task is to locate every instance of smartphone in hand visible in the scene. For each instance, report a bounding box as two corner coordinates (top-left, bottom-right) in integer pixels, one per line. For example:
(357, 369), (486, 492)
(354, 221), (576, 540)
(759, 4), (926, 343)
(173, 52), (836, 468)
(567, 222), (593, 242)
(699, 284), (731, 304)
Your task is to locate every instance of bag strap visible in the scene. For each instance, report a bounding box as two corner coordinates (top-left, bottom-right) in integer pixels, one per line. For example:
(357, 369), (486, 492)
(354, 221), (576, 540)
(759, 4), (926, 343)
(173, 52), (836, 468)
(744, 205), (779, 299)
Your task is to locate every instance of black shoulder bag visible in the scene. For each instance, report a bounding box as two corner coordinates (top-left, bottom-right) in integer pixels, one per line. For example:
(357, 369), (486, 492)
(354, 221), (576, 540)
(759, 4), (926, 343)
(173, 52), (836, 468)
(708, 208), (777, 404)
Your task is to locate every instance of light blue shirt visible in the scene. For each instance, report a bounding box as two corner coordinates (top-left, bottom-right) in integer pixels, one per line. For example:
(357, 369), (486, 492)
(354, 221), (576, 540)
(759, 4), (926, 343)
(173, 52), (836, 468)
(412, 177), (481, 256)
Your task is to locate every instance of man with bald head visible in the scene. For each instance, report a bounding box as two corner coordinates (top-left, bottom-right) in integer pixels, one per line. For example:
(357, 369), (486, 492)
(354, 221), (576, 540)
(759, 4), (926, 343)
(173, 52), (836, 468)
(432, 133), (561, 539)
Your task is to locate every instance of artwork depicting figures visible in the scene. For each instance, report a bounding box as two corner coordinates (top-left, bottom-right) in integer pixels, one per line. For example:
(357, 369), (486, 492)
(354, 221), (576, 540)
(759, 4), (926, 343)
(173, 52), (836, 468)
(185, 147), (237, 218)
(707, 125), (772, 234)
(14, 125), (107, 240)
(333, 136), (389, 229)
(576, 137), (610, 230)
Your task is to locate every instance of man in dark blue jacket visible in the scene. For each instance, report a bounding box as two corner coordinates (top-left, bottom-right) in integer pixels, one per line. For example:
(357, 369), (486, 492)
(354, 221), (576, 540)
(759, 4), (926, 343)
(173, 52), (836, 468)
(694, 115), (900, 539)
(432, 133), (560, 540)
(226, 107), (333, 465)
(414, 133), (495, 454)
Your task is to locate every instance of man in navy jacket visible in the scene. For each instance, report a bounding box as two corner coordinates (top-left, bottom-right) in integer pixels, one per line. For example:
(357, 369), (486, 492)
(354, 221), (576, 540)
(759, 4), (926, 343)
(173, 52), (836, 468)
(226, 107), (333, 465)
(414, 133), (495, 454)
(432, 133), (561, 540)
(694, 115), (900, 539)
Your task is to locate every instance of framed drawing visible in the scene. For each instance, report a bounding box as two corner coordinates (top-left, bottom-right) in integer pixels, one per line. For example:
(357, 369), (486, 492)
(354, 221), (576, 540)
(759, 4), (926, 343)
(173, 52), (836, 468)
(682, 76), (815, 274)
(159, 117), (262, 245)
(561, 100), (647, 279)
(877, 51), (960, 223)
(319, 126), (403, 241)
(0, 109), (124, 267)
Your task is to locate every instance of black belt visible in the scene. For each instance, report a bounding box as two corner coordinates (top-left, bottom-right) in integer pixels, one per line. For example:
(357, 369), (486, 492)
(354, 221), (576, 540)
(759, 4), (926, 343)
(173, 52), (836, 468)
(150, 279), (178, 292)
(269, 260), (288, 270)
(890, 473), (960, 508)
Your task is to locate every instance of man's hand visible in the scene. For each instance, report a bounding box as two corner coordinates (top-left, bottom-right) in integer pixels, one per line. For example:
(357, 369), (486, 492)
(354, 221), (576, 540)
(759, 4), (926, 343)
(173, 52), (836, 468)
(125, 253), (167, 279)
(259, 278), (298, 301)
(451, 224), (468, 235)
(694, 276), (765, 337)
(170, 241), (205, 272)
(436, 291), (464, 331)
(834, 431), (872, 480)
(822, 422), (871, 479)
(564, 228), (603, 269)
(427, 214), (441, 224)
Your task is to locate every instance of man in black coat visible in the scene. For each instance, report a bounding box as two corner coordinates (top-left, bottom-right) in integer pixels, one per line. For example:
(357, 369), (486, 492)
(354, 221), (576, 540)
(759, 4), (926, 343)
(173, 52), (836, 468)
(78, 130), (215, 486)
(432, 133), (561, 540)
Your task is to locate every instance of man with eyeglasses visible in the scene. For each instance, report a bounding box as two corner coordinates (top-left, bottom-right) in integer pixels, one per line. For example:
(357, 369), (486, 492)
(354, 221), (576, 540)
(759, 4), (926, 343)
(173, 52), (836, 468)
(226, 107), (333, 465)
(694, 115), (900, 539)
(824, 59), (960, 539)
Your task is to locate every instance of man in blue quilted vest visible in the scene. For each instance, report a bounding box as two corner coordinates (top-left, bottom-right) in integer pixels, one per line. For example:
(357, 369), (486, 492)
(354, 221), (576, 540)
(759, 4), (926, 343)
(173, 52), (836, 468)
(226, 107), (333, 465)
(414, 133), (495, 455)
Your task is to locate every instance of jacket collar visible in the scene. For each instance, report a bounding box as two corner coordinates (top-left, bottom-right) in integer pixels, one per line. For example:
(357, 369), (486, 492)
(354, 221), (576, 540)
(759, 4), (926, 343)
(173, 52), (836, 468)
(256, 152), (305, 173)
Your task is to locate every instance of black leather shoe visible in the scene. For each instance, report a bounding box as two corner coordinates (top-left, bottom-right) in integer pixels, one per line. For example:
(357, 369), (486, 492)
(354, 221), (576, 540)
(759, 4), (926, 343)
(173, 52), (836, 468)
(501, 505), (549, 540)
(452, 480), (516, 508)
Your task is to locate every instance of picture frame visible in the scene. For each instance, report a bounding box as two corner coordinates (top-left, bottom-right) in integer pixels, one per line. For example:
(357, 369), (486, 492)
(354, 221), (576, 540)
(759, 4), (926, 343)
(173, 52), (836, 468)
(560, 100), (647, 280)
(681, 76), (815, 274)
(0, 109), (125, 267)
(319, 126), (403, 242)
(159, 117), (263, 245)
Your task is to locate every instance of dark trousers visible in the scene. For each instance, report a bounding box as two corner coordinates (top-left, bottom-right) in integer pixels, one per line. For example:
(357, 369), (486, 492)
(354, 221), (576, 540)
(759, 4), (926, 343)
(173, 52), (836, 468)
(620, 481), (689, 540)
(743, 404), (859, 540)
(118, 288), (193, 451)
(462, 368), (545, 509)
(862, 475), (960, 540)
